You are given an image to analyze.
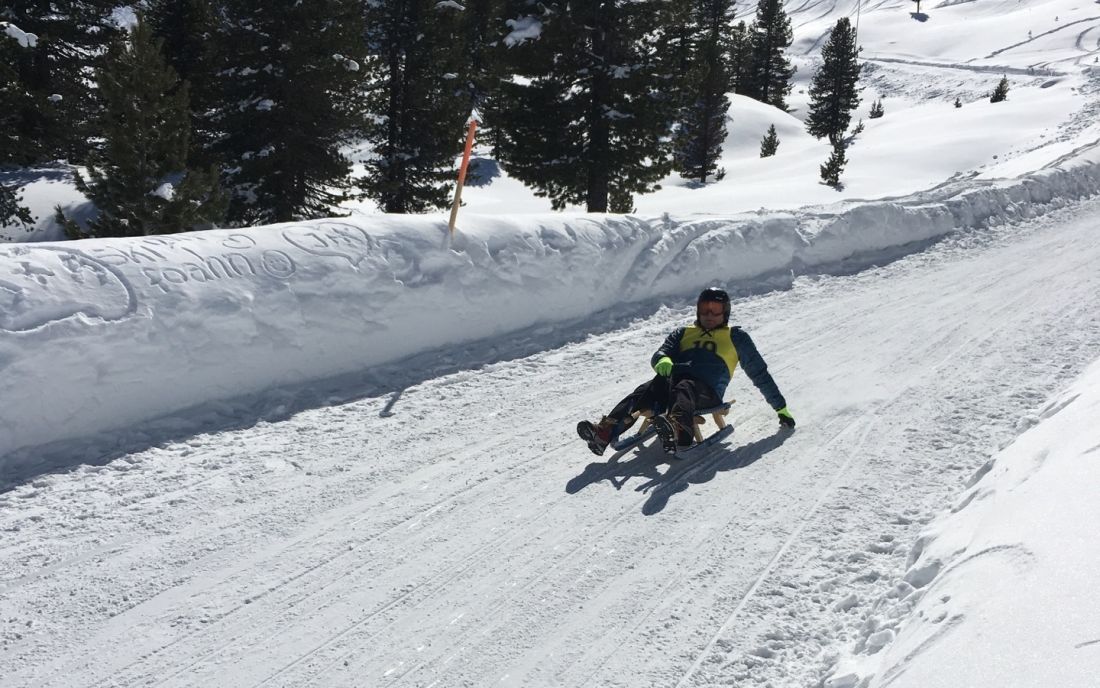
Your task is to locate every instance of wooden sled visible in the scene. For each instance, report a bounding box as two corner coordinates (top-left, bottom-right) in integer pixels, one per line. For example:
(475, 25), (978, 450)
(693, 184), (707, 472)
(610, 401), (734, 456)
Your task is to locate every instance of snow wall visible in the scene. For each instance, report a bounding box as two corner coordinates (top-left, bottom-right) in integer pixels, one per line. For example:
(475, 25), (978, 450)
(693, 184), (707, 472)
(3, 157), (1100, 475)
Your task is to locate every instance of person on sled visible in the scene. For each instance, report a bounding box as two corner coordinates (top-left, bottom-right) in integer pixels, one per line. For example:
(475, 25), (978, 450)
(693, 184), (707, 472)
(577, 287), (795, 455)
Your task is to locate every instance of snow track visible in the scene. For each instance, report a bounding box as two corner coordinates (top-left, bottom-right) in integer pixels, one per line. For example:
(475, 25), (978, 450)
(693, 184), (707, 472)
(4, 199), (1100, 687)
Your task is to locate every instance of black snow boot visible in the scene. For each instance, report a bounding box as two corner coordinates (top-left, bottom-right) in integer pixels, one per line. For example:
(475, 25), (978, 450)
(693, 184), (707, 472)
(653, 415), (692, 454)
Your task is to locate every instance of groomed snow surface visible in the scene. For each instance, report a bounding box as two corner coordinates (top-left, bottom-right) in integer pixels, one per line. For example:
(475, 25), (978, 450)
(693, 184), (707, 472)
(3, 0), (1100, 686)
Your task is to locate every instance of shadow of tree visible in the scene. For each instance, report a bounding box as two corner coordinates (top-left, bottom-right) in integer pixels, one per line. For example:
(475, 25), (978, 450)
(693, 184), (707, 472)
(464, 158), (501, 188)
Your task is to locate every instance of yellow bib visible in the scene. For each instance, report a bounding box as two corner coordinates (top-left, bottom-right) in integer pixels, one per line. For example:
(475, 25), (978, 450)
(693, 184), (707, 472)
(679, 325), (739, 378)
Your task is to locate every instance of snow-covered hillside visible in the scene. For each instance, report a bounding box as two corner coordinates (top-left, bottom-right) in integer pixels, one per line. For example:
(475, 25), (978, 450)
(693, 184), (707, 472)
(3, 1), (1100, 687)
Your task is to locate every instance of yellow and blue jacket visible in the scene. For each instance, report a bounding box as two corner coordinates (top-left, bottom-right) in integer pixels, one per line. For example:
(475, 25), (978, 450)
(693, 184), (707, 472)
(651, 324), (787, 410)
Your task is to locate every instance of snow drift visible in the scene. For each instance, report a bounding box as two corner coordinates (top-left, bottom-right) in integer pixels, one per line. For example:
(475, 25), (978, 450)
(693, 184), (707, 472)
(823, 357), (1100, 688)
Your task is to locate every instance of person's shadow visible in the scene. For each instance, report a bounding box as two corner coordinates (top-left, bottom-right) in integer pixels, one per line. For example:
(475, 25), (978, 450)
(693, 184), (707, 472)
(565, 443), (669, 495)
(565, 429), (792, 515)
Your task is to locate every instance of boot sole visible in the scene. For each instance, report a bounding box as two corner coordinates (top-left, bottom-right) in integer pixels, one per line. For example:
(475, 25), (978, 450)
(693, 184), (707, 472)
(651, 417), (680, 454)
(576, 421), (607, 456)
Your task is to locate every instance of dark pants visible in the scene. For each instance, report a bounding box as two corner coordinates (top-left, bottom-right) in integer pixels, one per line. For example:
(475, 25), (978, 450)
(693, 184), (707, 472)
(606, 374), (722, 438)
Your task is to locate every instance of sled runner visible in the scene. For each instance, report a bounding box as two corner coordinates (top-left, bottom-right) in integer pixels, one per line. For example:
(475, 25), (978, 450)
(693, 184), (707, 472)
(610, 402), (734, 457)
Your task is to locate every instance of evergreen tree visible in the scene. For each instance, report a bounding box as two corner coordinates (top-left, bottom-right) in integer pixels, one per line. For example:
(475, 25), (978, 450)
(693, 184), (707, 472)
(652, 0), (695, 113)
(820, 141), (847, 188)
(145, 0), (222, 166)
(805, 17), (862, 144)
(490, 1), (678, 212)
(456, 0), (508, 112)
(728, 20), (753, 95)
(759, 124), (779, 157)
(360, 0), (469, 214)
(2, 1), (124, 162)
(0, 184), (34, 232)
(990, 76), (1009, 103)
(2, 24), (35, 230)
(454, 0), (508, 185)
(849, 118), (865, 141)
(57, 17), (225, 238)
(869, 97), (884, 118)
(744, 0), (795, 110)
(674, 0), (737, 184)
(214, 0), (367, 224)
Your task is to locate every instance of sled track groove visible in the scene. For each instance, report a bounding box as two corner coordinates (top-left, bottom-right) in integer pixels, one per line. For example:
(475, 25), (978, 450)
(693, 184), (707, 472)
(673, 415), (874, 688)
(260, 441), (743, 687)
(104, 433), (575, 688)
(569, 414), (853, 688)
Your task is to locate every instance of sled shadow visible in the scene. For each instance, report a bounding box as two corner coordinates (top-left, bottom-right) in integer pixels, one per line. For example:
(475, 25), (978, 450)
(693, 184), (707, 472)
(639, 430), (792, 515)
(565, 443), (670, 495)
(564, 429), (792, 514)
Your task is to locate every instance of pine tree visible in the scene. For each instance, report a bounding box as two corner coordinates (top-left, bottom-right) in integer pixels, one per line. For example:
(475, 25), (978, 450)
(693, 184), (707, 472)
(2, 1), (124, 162)
(759, 124), (779, 157)
(454, 0), (508, 113)
(145, 0), (222, 166)
(806, 17), (862, 144)
(674, 0), (737, 184)
(743, 0), (795, 110)
(214, 0), (367, 224)
(990, 76), (1010, 103)
(869, 97), (884, 118)
(728, 21), (753, 95)
(56, 17), (225, 238)
(2, 23), (35, 230)
(820, 141), (847, 188)
(360, 0), (469, 214)
(0, 184), (34, 233)
(490, 1), (678, 212)
(652, 1), (696, 114)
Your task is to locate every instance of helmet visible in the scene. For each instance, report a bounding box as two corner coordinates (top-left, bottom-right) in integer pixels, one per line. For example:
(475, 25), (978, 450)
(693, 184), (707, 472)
(697, 287), (731, 325)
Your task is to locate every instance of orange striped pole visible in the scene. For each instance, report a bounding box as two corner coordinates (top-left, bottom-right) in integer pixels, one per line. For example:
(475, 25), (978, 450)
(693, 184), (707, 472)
(448, 117), (479, 235)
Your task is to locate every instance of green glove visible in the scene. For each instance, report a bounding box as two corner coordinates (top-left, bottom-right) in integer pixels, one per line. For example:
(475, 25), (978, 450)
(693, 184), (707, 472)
(654, 356), (673, 377)
(777, 406), (795, 429)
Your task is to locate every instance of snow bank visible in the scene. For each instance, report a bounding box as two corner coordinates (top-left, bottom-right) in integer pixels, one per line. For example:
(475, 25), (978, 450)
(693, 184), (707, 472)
(823, 356), (1100, 688)
(3, 157), (1100, 474)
